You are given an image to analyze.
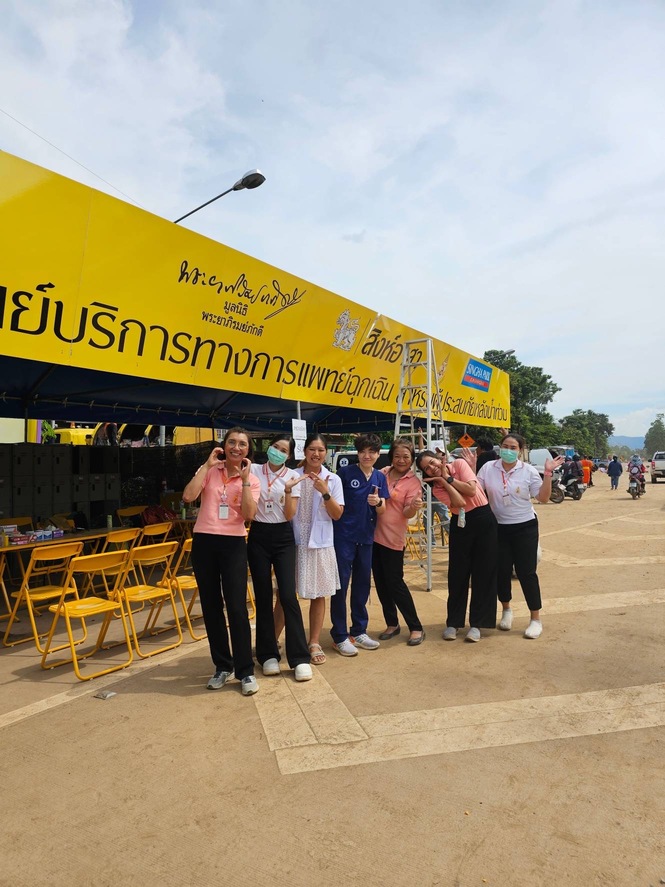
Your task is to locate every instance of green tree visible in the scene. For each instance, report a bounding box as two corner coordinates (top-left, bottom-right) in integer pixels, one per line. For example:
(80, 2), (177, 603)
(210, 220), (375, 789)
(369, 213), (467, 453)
(477, 350), (561, 448)
(40, 420), (56, 444)
(644, 413), (665, 454)
(558, 409), (614, 456)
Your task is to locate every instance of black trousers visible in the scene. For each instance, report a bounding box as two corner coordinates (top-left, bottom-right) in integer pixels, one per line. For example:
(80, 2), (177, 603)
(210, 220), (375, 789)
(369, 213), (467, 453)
(247, 521), (310, 668)
(191, 533), (254, 680)
(447, 504), (497, 629)
(372, 542), (423, 632)
(497, 518), (542, 611)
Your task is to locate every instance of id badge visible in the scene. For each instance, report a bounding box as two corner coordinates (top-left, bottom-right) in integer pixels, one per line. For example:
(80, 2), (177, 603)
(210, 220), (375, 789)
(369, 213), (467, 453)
(502, 493), (511, 506)
(218, 504), (230, 520)
(265, 500), (273, 512)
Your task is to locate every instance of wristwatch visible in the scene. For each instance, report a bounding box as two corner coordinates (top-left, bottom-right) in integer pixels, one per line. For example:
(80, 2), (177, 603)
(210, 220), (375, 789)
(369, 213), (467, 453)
(446, 476), (455, 484)
(322, 493), (331, 501)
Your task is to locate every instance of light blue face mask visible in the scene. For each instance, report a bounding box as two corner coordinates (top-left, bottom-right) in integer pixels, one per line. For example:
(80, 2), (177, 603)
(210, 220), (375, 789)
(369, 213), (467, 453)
(267, 445), (288, 466)
(500, 448), (518, 464)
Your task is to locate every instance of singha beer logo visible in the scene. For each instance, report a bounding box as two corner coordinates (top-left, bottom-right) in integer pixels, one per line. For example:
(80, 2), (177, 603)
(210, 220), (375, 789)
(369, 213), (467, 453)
(333, 309), (359, 351)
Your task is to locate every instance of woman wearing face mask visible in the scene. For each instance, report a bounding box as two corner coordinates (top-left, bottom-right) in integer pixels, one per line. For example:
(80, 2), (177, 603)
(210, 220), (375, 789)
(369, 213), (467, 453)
(415, 447), (498, 642)
(183, 427), (260, 695)
(248, 435), (312, 682)
(476, 433), (564, 639)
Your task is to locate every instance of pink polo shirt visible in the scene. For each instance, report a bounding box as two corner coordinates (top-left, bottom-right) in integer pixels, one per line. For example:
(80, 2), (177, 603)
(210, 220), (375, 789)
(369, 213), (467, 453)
(432, 458), (488, 515)
(193, 462), (261, 537)
(374, 467), (423, 551)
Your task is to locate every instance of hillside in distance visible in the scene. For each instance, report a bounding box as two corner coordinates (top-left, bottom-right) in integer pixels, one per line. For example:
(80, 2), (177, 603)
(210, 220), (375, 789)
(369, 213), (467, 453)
(608, 435), (644, 451)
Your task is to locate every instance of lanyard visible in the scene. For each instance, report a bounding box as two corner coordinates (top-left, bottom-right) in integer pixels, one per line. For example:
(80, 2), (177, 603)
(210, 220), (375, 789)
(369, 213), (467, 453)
(263, 462), (288, 498)
(219, 465), (241, 504)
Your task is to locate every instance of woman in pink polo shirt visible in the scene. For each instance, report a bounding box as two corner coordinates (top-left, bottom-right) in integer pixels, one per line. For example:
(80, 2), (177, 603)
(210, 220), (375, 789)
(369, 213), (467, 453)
(183, 427), (261, 696)
(416, 447), (498, 643)
(372, 438), (426, 645)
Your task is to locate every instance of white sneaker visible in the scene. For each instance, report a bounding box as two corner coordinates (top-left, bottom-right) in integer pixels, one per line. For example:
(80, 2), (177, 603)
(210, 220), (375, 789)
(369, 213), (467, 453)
(262, 658), (280, 676)
(498, 609), (513, 631)
(294, 663), (313, 682)
(465, 627), (481, 643)
(241, 675), (259, 695)
(524, 619), (543, 639)
(206, 669), (231, 690)
(352, 633), (380, 650)
(442, 626), (457, 641)
(334, 638), (358, 656)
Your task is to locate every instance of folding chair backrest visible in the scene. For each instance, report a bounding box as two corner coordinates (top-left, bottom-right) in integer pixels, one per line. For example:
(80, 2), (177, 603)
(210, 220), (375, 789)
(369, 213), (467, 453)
(68, 549), (130, 595)
(0, 516), (34, 531)
(26, 541), (85, 583)
(103, 527), (142, 551)
(129, 541), (179, 582)
(116, 506), (148, 527)
(140, 521), (172, 543)
(171, 537), (193, 576)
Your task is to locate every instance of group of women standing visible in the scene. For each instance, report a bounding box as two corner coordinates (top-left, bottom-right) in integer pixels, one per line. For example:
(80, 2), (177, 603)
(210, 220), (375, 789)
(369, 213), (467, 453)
(416, 433), (563, 642)
(183, 426), (562, 697)
(183, 428), (345, 694)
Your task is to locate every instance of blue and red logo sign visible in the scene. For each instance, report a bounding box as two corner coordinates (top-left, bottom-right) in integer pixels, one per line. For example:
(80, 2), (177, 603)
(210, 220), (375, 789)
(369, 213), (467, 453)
(462, 358), (493, 392)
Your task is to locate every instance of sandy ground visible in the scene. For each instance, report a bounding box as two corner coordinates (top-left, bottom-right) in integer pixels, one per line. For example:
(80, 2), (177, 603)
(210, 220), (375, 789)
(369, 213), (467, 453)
(1, 470), (664, 887)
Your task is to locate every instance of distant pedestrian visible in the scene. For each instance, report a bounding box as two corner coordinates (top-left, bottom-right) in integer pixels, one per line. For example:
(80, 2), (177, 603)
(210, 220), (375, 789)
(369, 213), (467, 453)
(581, 456), (594, 487)
(475, 438), (499, 473)
(607, 455), (623, 490)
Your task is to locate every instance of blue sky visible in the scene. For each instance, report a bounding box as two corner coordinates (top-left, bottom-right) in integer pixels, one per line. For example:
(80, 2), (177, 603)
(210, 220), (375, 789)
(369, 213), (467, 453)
(2, 0), (664, 436)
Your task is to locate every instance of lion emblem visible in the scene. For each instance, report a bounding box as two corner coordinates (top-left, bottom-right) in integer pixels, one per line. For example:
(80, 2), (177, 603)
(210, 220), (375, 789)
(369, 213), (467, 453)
(333, 309), (360, 351)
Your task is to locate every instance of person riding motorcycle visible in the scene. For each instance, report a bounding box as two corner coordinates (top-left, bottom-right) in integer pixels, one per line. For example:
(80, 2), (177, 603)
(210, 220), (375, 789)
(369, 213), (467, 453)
(562, 454), (584, 485)
(628, 454), (646, 493)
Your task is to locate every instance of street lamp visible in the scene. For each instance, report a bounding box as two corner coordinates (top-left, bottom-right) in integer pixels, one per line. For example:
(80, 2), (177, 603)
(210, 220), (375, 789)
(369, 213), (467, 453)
(156, 170), (266, 447)
(173, 169), (266, 224)
(494, 349), (515, 359)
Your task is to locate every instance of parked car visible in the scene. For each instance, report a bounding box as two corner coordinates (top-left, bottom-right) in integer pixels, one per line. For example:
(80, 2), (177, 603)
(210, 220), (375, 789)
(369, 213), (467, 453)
(527, 446), (568, 477)
(650, 451), (665, 483)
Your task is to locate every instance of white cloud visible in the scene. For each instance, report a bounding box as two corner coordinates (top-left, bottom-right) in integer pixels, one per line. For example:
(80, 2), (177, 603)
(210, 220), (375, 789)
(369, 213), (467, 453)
(1, 0), (664, 436)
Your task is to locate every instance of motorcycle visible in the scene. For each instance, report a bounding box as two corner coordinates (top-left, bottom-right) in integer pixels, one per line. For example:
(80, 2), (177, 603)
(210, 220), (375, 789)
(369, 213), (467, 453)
(555, 472), (586, 501)
(627, 471), (645, 499)
(549, 469), (565, 504)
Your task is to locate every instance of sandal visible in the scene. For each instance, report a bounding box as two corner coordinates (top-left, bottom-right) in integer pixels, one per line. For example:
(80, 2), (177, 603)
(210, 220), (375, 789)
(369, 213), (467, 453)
(308, 643), (326, 665)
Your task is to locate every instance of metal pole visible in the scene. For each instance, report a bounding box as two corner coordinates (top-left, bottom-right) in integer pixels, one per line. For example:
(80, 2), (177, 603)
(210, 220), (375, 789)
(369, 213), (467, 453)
(173, 187), (234, 223)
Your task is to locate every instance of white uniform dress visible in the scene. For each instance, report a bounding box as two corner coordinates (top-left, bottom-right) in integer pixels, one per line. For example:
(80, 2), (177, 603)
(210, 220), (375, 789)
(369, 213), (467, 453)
(292, 468), (343, 599)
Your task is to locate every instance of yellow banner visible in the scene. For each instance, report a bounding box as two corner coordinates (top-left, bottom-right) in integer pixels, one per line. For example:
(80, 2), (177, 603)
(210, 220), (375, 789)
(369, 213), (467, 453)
(0, 151), (510, 427)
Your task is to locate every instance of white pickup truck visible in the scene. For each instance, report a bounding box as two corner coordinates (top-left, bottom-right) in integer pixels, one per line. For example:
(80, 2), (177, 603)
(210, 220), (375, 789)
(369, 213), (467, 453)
(650, 451), (665, 483)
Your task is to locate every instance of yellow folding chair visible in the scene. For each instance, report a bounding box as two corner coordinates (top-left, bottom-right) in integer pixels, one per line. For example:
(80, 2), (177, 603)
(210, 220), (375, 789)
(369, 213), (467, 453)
(116, 505), (148, 527)
(120, 541), (182, 658)
(2, 541), (84, 652)
(170, 538), (206, 641)
(40, 550), (133, 681)
(405, 515), (425, 560)
(0, 517), (36, 584)
(139, 521), (173, 544)
(0, 551), (12, 618)
(81, 527), (142, 597)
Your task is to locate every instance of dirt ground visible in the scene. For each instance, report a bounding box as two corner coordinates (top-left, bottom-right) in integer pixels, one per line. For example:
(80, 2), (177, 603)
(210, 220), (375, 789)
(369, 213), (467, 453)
(1, 469), (664, 887)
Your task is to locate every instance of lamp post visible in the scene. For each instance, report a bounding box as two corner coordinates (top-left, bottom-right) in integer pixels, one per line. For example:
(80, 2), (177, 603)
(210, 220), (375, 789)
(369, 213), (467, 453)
(173, 170), (266, 224)
(156, 170), (267, 447)
(494, 349), (515, 360)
